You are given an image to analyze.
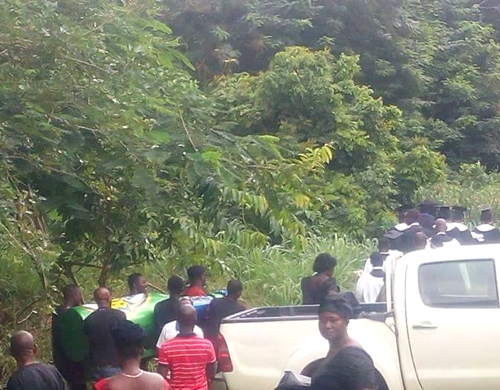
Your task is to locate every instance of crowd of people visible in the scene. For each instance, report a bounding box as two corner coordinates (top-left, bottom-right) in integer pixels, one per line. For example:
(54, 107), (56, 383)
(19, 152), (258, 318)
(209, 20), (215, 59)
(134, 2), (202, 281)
(7, 203), (500, 390)
(354, 203), (500, 304)
(6, 266), (246, 390)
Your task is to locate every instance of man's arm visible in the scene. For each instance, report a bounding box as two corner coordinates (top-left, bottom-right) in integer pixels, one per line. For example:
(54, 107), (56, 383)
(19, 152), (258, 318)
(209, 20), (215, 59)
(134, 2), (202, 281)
(157, 345), (170, 379)
(157, 363), (169, 379)
(206, 362), (216, 381)
(206, 340), (217, 381)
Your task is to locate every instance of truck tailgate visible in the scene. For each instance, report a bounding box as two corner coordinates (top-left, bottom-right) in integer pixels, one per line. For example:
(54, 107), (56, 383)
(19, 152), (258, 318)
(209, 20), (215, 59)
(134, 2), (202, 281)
(221, 316), (318, 390)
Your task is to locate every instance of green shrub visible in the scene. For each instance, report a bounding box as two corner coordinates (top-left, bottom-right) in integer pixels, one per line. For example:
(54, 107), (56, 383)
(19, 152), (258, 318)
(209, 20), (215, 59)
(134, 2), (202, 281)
(417, 163), (500, 224)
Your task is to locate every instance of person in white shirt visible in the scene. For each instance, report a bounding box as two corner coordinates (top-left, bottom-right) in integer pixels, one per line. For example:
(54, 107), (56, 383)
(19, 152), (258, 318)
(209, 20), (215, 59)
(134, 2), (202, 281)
(156, 298), (203, 349)
(363, 237), (402, 274)
(356, 252), (385, 303)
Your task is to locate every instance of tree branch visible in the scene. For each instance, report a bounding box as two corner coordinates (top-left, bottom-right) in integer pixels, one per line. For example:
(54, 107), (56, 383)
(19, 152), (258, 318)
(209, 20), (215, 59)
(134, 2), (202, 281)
(179, 112), (199, 152)
(62, 55), (112, 74)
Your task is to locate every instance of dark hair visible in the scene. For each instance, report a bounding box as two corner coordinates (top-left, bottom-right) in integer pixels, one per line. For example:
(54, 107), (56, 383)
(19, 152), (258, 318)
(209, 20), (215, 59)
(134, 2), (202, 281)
(167, 275), (185, 295)
(377, 237), (390, 252)
(481, 208), (493, 223)
(111, 320), (147, 360)
(418, 214), (435, 230)
(313, 253), (337, 273)
(370, 252), (384, 267)
(405, 209), (420, 224)
(127, 273), (142, 290)
(319, 292), (358, 320)
(62, 284), (80, 300)
(187, 265), (206, 281)
(227, 279), (243, 296)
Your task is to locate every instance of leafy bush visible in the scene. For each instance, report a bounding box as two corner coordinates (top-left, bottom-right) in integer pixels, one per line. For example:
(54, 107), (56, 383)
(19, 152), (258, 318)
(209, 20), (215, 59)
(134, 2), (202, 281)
(417, 163), (500, 224)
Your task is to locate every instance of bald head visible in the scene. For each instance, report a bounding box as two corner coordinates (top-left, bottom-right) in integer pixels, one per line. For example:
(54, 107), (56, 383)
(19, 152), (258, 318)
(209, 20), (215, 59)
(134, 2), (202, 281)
(177, 304), (197, 334)
(10, 331), (35, 362)
(413, 232), (428, 250)
(94, 287), (111, 309)
(179, 297), (193, 307)
(435, 218), (447, 233)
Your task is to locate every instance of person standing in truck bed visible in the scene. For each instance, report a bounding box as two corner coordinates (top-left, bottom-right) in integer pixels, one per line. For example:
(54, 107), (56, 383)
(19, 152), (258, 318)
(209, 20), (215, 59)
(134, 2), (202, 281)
(301, 253), (339, 305)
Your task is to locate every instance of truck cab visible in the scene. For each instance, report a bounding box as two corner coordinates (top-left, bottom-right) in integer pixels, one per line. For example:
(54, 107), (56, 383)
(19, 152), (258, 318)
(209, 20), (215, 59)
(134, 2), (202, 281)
(395, 245), (500, 390)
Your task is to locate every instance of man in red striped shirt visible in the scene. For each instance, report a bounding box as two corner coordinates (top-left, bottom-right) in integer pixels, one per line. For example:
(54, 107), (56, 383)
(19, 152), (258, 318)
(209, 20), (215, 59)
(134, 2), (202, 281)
(157, 304), (216, 390)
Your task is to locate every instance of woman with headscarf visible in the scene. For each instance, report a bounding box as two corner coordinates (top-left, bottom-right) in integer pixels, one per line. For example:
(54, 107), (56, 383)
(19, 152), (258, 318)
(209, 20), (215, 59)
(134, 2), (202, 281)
(301, 253), (339, 305)
(310, 292), (377, 390)
(94, 320), (170, 390)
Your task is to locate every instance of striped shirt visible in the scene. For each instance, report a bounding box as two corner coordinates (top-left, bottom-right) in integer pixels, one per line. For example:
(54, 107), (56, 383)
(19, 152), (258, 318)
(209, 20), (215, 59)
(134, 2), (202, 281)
(158, 334), (216, 390)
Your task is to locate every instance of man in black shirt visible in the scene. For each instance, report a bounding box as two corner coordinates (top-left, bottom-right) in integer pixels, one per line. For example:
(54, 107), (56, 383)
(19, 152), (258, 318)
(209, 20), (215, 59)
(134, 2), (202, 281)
(205, 279), (246, 348)
(7, 330), (66, 390)
(153, 275), (185, 343)
(473, 208), (500, 244)
(52, 284), (85, 390)
(83, 287), (126, 380)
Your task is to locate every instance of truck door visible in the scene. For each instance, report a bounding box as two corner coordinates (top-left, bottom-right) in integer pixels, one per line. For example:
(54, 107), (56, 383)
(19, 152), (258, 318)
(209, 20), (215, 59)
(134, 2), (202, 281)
(405, 257), (500, 390)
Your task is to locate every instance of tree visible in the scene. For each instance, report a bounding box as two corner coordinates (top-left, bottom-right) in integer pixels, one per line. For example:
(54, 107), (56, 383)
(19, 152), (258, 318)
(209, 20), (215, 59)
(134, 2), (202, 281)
(212, 47), (446, 235)
(0, 0), (205, 286)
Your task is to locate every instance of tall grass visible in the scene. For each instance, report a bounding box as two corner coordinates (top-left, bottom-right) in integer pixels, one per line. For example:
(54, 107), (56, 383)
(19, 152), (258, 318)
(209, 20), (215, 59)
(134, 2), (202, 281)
(145, 235), (375, 307)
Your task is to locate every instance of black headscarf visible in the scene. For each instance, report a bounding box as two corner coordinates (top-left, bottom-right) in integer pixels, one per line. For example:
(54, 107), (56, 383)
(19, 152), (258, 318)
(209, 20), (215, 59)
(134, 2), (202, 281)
(318, 292), (358, 320)
(111, 320), (147, 348)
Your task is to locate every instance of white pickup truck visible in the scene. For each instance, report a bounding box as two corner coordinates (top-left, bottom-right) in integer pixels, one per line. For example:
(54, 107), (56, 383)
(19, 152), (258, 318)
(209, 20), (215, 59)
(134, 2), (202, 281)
(217, 244), (500, 390)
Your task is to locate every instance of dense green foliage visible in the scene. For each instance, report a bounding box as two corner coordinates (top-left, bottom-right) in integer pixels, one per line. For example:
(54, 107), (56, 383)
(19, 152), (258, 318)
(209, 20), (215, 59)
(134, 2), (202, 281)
(418, 163), (500, 223)
(164, 0), (500, 167)
(2, 0), (500, 383)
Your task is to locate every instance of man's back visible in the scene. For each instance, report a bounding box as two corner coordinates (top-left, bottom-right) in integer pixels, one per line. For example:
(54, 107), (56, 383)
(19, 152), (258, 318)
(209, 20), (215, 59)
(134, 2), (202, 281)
(83, 308), (126, 367)
(158, 335), (215, 390)
(205, 298), (246, 339)
(154, 298), (178, 341)
(7, 363), (65, 390)
(355, 272), (385, 303)
(52, 306), (67, 372)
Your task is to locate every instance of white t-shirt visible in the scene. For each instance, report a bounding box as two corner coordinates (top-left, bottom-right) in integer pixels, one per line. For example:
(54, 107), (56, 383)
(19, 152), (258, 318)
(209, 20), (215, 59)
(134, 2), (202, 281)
(355, 269), (385, 303)
(156, 320), (204, 348)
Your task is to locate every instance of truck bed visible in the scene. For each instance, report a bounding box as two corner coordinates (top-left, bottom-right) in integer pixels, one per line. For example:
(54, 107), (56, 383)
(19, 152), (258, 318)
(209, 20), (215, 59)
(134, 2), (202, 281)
(222, 302), (386, 323)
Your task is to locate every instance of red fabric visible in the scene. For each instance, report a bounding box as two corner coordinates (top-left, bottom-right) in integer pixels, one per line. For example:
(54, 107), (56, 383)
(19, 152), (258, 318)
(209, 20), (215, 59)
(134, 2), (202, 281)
(94, 379), (109, 390)
(158, 335), (216, 390)
(183, 285), (205, 297)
